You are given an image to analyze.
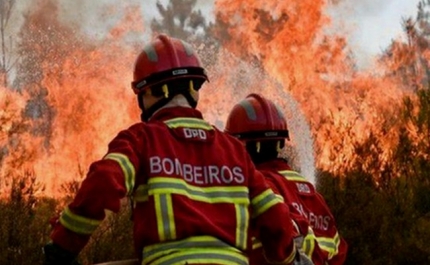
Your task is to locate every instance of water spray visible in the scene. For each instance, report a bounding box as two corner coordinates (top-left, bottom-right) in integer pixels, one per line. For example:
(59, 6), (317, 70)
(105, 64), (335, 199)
(198, 48), (316, 184)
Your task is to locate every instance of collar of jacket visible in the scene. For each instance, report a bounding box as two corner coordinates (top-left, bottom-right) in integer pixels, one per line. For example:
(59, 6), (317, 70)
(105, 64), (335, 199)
(148, 106), (204, 123)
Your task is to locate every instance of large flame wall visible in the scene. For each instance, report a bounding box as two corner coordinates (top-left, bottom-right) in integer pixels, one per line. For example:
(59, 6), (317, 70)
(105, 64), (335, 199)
(0, 0), (416, 196)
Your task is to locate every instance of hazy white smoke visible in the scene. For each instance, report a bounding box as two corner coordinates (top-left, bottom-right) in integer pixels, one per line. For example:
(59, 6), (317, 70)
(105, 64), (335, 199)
(325, 0), (420, 69)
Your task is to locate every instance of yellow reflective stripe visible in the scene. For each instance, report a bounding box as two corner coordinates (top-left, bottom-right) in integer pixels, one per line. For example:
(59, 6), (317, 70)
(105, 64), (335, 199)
(235, 204), (249, 250)
(104, 153), (136, 194)
(164, 117), (213, 130)
(252, 237), (262, 250)
(143, 236), (247, 265)
(59, 207), (102, 235)
(303, 227), (316, 258)
(275, 194), (284, 202)
(278, 170), (307, 182)
(284, 244), (297, 265)
(155, 194), (176, 241)
(251, 189), (282, 218)
(134, 184), (149, 202)
(316, 232), (340, 259)
(264, 244), (296, 265)
(150, 248), (248, 265)
(133, 177), (249, 205)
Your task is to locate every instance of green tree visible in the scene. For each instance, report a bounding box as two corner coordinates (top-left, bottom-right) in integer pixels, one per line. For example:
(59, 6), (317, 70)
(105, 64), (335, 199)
(0, 170), (53, 265)
(150, 0), (220, 67)
(151, 0), (209, 40)
(380, 1), (430, 90)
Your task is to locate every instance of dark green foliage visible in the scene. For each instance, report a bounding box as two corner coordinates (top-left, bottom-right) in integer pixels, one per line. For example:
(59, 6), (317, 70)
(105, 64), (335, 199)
(0, 171), (56, 264)
(79, 200), (135, 264)
(0, 177), (135, 265)
(318, 87), (430, 264)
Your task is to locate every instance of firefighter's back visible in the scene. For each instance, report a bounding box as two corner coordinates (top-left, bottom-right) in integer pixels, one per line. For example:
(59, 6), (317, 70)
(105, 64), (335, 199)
(131, 110), (254, 265)
(274, 168), (347, 265)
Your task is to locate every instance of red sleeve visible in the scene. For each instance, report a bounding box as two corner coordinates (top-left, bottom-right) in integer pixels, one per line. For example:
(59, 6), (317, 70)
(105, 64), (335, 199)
(328, 237), (348, 265)
(313, 193), (348, 265)
(264, 174), (309, 237)
(50, 126), (143, 254)
(247, 162), (296, 264)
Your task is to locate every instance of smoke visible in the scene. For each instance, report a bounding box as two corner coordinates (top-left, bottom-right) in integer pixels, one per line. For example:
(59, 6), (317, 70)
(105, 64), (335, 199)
(326, 0), (421, 69)
(54, 0), (213, 41)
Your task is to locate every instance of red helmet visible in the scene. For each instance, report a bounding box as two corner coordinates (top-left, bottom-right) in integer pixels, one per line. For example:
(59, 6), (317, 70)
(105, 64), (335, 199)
(225, 93), (289, 141)
(131, 34), (208, 94)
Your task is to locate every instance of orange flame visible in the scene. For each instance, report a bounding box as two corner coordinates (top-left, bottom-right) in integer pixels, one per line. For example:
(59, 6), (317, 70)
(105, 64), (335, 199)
(2, 0), (422, 196)
(213, 0), (415, 175)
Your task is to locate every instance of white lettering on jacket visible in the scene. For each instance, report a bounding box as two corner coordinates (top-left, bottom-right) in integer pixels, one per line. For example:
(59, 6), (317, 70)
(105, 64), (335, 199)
(183, 128), (207, 139)
(292, 202), (331, 231)
(296, 183), (311, 194)
(149, 156), (245, 184)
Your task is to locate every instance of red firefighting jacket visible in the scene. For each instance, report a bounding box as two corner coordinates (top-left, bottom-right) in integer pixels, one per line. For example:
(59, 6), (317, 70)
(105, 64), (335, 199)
(250, 159), (348, 265)
(49, 107), (297, 265)
(249, 208), (307, 265)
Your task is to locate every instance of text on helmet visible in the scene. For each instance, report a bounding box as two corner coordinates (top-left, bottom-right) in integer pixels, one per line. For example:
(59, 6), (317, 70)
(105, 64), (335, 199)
(172, 69), (188, 75)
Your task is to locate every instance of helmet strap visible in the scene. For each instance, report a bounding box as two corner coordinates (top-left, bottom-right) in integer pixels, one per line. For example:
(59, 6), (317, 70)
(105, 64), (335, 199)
(138, 82), (198, 122)
(276, 141), (282, 153)
(246, 140), (283, 164)
(139, 96), (171, 122)
(182, 91), (197, 108)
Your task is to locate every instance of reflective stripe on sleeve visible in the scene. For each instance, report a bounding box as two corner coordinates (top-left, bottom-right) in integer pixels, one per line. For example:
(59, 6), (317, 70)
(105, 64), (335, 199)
(133, 184), (149, 202)
(59, 206), (102, 235)
(142, 235), (248, 265)
(104, 152), (136, 194)
(251, 189), (282, 218)
(263, 243), (297, 265)
(303, 227), (316, 258)
(278, 170), (307, 182)
(316, 232), (340, 259)
(283, 244), (297, 265)
(164, 117), (213, 130)
(252, 237), (262, 250)
(133, 177), (249, 204)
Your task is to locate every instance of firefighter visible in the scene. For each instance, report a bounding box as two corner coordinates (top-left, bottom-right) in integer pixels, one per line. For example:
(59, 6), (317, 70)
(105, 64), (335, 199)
(225, 94), (348, 265)
(42, 35), (300, 265)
